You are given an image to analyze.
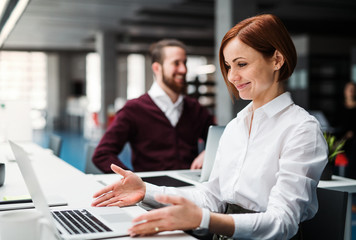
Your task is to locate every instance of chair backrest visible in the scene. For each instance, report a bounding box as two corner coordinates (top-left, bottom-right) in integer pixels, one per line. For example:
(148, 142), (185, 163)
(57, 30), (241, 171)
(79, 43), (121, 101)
(301, 187), (348, 240)
(84, 143), (104, 174)
(49, 134), (62, 157)
(84, 143), (132, 174)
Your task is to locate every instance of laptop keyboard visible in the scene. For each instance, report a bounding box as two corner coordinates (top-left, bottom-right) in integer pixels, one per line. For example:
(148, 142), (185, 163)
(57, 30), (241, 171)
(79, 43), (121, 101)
(52, 209), (112, 235)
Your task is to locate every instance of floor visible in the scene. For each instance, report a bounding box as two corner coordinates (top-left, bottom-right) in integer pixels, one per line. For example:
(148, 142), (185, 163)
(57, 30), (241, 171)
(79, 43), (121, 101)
(32, 129), (356, 240)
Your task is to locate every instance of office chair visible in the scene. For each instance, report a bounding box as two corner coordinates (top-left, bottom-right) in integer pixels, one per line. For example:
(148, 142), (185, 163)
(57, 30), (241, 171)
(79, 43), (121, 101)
(84, 143), (104, 174)
(84, 143), (132, 174)
(301, 187), (348, 240)
(49, 134), (63, 157)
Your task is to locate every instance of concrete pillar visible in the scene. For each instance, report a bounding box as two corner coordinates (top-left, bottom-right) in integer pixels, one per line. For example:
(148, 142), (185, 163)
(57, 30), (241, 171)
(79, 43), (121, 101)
(215, 0), (234, 125)
(215, 0), (258, 125)
(117, 54), (128, 101)
(46, 53), (60, 130)
(145, 54), (154, 91)
(96, 31), (117, 128)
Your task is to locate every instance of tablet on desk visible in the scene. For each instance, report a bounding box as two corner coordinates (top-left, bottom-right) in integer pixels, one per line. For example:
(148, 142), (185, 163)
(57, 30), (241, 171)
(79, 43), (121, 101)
(141, 175), (193, 187)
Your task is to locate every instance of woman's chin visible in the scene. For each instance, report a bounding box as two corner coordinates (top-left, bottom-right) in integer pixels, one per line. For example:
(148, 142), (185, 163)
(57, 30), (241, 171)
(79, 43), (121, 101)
(238, 94), (251, 101)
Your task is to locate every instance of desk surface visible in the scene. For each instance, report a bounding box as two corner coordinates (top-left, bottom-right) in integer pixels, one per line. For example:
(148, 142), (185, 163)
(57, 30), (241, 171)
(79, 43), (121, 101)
(3, 141), (356, 240)
(318, 175), (356, 192)
(0, 142), (194, 240)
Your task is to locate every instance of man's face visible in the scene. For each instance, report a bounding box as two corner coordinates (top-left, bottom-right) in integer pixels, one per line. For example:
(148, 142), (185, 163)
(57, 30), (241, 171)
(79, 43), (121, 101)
(161, 46), (187, 94)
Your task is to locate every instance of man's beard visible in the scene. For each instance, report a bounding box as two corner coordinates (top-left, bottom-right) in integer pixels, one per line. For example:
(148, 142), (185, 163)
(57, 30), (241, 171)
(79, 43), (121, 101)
(162, 69), (187, 95)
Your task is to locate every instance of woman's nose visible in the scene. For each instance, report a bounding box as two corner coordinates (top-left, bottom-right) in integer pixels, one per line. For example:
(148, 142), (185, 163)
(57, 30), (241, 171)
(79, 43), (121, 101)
(228, 70), (240, 83)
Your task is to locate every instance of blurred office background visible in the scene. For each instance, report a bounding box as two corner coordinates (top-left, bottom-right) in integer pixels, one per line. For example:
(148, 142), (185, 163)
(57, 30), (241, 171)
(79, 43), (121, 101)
(1, 0), (356, 170)
(1, 0), (356, 238)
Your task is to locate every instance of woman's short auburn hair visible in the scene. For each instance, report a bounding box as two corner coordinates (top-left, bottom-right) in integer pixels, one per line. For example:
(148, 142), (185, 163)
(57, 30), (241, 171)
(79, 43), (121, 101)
(219, 14), (297, 100)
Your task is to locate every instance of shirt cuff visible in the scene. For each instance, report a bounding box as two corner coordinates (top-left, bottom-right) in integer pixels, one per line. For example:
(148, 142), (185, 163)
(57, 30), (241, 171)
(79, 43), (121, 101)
(142, 183), (167, 209)
(143, 183), (160, 203)
(199, 208), (210, 229)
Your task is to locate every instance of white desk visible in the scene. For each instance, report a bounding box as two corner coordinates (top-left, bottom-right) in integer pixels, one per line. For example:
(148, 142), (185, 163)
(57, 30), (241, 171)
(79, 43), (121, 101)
(0, 142), (194, 240)
(92, 171), (356, 240)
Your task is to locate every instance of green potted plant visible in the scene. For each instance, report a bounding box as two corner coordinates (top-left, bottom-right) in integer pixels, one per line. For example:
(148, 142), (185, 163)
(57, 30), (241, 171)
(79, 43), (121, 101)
(320, 133), (346, 180)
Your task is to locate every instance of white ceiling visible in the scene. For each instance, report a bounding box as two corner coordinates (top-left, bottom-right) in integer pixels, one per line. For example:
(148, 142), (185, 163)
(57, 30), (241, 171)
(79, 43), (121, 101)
(1, 0), (215, 54)
(1, 0), (356, 55)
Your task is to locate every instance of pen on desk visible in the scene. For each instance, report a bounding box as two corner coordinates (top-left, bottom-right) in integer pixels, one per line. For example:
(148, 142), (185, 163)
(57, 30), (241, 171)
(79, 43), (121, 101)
(0, 199), (33, 205)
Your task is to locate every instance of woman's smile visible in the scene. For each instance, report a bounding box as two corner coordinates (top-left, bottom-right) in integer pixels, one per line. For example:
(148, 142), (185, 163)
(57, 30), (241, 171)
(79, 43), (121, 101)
(236, 82), (251, 91)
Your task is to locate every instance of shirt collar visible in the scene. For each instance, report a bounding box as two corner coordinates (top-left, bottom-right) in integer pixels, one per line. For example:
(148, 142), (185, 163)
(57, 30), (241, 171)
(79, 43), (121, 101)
(148, 82), (184, 109)
(237, 92), (294, 119)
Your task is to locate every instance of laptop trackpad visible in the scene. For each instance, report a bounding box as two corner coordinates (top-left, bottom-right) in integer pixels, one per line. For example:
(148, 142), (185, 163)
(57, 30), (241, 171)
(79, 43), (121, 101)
(100, 213), (132, 223)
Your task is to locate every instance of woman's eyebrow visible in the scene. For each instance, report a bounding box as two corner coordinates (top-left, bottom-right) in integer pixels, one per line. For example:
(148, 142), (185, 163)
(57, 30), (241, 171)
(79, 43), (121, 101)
(232, 57), (245, 63)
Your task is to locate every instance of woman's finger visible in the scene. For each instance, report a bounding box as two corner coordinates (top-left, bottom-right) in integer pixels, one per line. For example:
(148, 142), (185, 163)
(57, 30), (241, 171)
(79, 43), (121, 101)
(132, 207), (169, 224)
(92, 183), (116, 198)
(110, 164), (129, 177)
(91, 191), (115, 206)
(129, 218), (167, 236)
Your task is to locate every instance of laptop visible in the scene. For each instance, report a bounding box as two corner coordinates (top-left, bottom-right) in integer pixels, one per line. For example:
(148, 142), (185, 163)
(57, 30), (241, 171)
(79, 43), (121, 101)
(9, 141), (146, 240)
(180, 125), (225, 182)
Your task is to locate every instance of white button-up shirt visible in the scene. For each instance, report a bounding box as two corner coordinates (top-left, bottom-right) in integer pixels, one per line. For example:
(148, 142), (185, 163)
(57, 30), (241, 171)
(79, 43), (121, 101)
(144, 92), (328, 240)
(148, 82), (183, 127)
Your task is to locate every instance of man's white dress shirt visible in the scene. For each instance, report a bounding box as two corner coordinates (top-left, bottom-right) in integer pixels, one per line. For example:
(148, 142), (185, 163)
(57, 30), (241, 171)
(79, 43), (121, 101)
(144, 92), (328, 240)
(148, 82), (183, 127)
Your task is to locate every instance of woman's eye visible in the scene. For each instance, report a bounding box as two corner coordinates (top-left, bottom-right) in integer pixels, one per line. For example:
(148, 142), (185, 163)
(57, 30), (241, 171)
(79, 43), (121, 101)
(225, 65), (231, 70)
(238, 63), (247, 67)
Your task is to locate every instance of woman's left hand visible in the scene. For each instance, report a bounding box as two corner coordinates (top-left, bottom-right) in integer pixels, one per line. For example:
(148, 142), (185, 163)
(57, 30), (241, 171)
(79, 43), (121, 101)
(128, 195), (202, 236)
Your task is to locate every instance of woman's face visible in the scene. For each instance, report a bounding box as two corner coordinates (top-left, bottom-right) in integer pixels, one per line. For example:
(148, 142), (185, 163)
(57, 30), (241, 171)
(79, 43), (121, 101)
(223, 37), (284, 110)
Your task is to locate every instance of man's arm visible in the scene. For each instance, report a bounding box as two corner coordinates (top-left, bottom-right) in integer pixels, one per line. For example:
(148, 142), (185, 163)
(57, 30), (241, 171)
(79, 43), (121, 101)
(92, 108), (133, 173)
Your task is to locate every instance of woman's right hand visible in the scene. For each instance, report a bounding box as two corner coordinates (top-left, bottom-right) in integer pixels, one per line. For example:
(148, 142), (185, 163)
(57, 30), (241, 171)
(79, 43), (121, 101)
(91, 164), (146, 207)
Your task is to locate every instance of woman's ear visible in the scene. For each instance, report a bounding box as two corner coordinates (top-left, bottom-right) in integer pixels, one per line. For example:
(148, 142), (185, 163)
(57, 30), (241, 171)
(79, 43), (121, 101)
(273, 50), (285, 70)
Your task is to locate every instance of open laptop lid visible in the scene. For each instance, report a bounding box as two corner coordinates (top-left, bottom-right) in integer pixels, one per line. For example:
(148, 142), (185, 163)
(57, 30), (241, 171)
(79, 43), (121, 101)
(199, 125), (225, 182)
(9, 141), (61, 239)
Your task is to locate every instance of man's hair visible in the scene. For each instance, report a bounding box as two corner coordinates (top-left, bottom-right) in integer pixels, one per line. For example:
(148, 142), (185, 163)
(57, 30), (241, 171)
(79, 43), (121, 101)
(149, 39), (187, 64)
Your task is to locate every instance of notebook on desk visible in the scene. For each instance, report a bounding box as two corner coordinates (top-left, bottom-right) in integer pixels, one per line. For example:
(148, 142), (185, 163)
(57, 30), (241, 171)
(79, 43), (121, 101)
(179, 125), (225, 182)
(9, 140), (146, 240)
(0, 194), (67, 211)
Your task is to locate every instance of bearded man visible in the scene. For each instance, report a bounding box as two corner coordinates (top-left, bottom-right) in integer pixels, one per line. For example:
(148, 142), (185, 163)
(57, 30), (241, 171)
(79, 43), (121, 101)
(92, 39), (215, 173)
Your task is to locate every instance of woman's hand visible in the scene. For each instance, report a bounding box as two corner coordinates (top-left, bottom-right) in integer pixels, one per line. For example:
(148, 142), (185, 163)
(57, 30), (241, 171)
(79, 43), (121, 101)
(128, 195), (202, 236)
(91, 164), (145, 207)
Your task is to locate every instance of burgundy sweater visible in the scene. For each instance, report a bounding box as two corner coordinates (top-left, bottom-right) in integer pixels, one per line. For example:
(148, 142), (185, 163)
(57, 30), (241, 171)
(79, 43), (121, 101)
(93, 94), (215, 172)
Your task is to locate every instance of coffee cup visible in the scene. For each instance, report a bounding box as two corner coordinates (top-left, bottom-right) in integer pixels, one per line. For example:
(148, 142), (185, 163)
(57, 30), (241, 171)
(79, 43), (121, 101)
(0, 163), (4, 186)
(0, 209), (51, 240)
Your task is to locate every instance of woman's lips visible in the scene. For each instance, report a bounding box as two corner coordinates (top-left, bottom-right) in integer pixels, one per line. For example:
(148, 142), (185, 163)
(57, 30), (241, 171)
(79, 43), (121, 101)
(236, 82), (251, 90)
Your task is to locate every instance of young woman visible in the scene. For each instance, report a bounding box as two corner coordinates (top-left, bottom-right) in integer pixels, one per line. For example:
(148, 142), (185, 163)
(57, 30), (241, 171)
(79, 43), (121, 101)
(91, 14), (327, 240)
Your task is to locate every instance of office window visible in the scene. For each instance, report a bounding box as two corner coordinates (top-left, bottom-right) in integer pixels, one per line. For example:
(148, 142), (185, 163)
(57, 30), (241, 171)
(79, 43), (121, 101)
(127, 54), (145, 99)
(86, 53), (101, 113)
(0, 51), (47, 129)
